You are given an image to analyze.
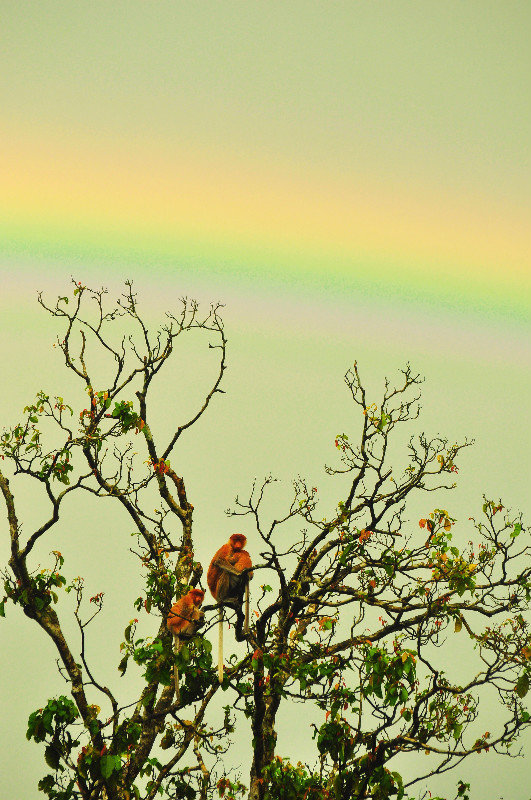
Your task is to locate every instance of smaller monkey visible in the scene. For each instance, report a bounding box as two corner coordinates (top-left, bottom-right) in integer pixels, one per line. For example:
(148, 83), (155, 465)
(167, 588), (205, 701)
(207, 534), (253, 682)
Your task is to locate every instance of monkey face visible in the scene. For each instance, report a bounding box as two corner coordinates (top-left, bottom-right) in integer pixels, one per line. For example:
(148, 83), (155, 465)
(190, 589), (205, 607)
(229, 534), (247, 551)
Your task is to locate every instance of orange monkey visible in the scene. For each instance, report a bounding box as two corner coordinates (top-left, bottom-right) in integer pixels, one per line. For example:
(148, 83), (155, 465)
(207, 534), (252, 682)
(167, 588), (205, 700)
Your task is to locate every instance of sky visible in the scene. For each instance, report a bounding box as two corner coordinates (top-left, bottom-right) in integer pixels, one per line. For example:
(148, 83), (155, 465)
(0, 3), (530, 798)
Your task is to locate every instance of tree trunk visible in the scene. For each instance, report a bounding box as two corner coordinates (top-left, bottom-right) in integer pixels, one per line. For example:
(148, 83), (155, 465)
(249, 684), (281, 800)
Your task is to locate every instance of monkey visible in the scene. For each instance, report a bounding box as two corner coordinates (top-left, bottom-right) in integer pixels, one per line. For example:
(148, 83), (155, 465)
(207, 534), (253, 683)
(167, 588), (205, 701)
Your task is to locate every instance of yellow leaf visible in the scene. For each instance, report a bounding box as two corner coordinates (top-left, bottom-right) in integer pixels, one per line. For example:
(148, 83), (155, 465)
(454, 618), (462, 633)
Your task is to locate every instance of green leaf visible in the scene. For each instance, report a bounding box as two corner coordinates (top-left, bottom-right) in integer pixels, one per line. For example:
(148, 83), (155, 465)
(26, 713), (37, 741)
(44, 744), (61, 770)
(100, 754), (113, 779)
(100, 753), (120, 779)
(511, 523), (522, 539)
(377, 412), (389, 430)
(38, 776), (55, 793)
(118, 654), (129, 676)
(0, 600), (5, 618)
(516, 673), (530, 699)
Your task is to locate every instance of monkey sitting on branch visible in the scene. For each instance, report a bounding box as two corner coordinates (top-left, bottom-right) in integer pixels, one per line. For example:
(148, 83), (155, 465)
(167, 588), (205, 701)
(207, 534), (253, 682)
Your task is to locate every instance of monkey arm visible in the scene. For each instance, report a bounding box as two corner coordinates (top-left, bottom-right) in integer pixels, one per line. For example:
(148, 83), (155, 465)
(179, 614), (205, 639)
(214, 557), (252, 577)
(213, 557), (243, 575)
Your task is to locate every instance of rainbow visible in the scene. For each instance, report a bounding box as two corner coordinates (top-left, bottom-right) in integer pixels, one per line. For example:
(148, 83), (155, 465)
(1, 133), (529, 322)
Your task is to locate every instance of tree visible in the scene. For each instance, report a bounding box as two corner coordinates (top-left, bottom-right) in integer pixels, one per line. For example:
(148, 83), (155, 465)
(1, 280), (529, 800)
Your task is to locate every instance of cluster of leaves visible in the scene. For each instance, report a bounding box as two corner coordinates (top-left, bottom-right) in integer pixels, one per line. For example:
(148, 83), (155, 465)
(1, 392), (75, 484)
(216, 776), (247, 799)
(27, 695), (80, 783)
(108, 399), (144, 435)
(1, 551), (66, 617)
(132, 636), (174, 686)
(173, 638), (216, 704)
(262, 757), (323, 800)
(363, 646), (417, 707)
(132, 548), (184, 617)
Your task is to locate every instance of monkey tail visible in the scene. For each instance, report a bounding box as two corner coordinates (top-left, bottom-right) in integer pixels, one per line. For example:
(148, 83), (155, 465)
(218, 606), (224, 683)
(244, 582), (250, 635)
(173, 633), (181, 703)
